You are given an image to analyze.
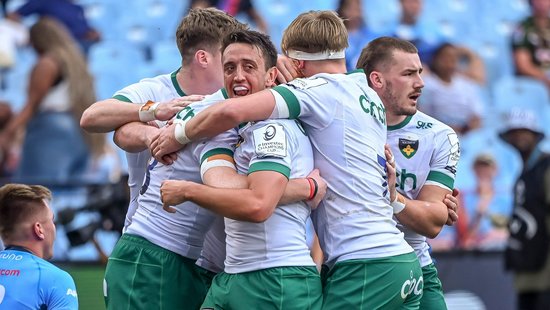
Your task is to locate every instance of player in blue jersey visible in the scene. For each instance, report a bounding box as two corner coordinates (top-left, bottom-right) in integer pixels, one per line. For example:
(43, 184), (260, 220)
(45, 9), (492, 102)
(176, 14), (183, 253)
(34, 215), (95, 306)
(0, 183), (78, 309)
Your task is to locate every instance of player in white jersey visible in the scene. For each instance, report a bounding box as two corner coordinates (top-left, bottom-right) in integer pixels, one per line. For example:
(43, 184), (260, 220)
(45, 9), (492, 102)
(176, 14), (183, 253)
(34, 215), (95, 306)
(81, 9), (248, 310)
(153, 11), (423, 309)
(159, 29), (323, 310)
(357, 36), (461, 309)
(80, 8), (243, 232)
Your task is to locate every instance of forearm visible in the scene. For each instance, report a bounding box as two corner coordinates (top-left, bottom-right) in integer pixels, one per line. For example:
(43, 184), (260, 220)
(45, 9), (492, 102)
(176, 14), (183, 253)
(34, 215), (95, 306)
(80, 99), (141, 133)
(185, 182), (277, 222)
(395, 198), (448, 239)
(280, 178), (311, 204)
(186, 92), (275, 140)
(113, 122), (158, 152)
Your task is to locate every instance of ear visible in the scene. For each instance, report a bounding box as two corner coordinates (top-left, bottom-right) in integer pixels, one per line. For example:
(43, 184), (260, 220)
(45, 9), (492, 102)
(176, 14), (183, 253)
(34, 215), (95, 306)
(195, 50), (209, 68)
(265, 67), (278, 87)
(33, 222), (45, 240)
(369, 71), (384, 89)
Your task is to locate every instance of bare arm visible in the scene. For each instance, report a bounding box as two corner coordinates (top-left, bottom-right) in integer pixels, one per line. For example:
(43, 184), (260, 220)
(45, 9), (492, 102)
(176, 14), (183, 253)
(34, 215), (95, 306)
(151, 90), (276, 161)
(81, 95), (203, 133)
(113, 121), (159, 153)
(514, 48), (550, 87)
(0, 56), (58, 148)
(395, 185), (451, 239)
(161, 170), (287, 222)
(203, 167), (326, 206)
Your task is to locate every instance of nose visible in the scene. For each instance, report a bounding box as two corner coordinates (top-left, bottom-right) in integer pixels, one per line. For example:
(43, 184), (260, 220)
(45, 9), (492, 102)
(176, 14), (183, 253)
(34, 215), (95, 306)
(234, 66), (245, 81)
(415, 74), (424, 89)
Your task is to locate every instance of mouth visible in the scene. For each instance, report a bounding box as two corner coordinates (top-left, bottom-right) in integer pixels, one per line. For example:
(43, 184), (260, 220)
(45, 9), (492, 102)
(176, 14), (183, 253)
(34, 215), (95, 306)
(233, 85), (250, 97)
(408, 93), (421, 103)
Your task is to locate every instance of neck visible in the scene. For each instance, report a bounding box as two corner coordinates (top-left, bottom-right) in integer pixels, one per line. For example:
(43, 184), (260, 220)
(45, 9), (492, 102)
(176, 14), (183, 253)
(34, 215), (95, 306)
(5, 241), (43, 258)
(401, 14), (416, 25)
(177, 65), (221, 95)
(386, 113), (408, 127)
(305, 59), (347, 76)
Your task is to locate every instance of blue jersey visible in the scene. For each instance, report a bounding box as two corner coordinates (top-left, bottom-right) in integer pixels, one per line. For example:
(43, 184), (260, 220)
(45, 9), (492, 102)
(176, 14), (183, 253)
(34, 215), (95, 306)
(0, 248), (78, 309)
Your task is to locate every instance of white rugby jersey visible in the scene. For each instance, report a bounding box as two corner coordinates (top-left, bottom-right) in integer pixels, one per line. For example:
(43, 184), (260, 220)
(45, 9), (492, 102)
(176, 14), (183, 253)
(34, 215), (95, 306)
(196, 215), (226, 273)
(269, 70), (413, 268)
(224, 119), (316, 274)
(126, 89), (238, 260)
(113, 69), (188, 230)
(387, 111), (460, 267)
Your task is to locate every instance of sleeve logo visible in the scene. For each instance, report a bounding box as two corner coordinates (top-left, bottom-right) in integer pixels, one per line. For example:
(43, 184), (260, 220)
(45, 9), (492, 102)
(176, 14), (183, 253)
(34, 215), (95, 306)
(253, 123), (287, 158)
(447, 133), (460, 167)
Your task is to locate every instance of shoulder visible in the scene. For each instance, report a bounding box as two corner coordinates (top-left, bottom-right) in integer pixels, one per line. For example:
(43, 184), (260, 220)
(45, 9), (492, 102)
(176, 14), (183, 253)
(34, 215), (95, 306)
(415, 111), (455, 134)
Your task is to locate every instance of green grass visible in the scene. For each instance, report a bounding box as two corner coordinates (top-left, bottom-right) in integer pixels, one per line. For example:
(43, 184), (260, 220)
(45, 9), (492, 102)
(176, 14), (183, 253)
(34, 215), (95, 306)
(61, 264), (106, 310)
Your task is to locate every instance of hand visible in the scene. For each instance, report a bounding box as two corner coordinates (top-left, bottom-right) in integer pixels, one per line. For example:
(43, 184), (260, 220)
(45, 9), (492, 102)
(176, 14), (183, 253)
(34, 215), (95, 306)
(160, 180), (191, 213)
(384, 144), (397, 202)
(154, 95), (204, 121)
(276, 54), (301, 84)
(445, 188), (460, 226)
(150, 123), (184, 165)
(306, 169), (327, 210)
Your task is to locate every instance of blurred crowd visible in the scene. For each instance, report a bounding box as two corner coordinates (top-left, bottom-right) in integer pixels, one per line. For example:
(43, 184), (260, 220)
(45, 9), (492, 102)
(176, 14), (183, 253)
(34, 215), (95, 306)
(0, 0), (549, 259)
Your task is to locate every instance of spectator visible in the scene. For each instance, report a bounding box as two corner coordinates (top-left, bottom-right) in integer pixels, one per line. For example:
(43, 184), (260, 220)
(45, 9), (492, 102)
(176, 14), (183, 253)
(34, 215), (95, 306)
(500, 108), (550, 310)
(420, 43), (485, 136)
(336, 0), (380, 70)
(7, 0), (100, 55)
(393, 0), (445, 64)
(0, 183), (78, 309)
(0, 17), (105, 184)
(190, 0), (268, 34)
(0, 101), (16, 178)
(461, 153), (512, 250)
(512, 0), (550, 90)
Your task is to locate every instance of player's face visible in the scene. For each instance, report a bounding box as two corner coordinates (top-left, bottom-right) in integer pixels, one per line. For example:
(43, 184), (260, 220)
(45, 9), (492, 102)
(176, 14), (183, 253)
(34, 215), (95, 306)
(380, 50), (423, 117)
(41, 203), (56, 260)
(222, 43), (272, 98)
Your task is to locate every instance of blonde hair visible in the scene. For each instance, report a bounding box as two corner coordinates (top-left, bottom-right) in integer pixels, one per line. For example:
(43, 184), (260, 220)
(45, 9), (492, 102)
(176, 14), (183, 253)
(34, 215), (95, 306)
(29, 17), (105, 158)
(176, 8), (248, 65)
(281, 10), (348, 55)
(0, 184), (52, 240)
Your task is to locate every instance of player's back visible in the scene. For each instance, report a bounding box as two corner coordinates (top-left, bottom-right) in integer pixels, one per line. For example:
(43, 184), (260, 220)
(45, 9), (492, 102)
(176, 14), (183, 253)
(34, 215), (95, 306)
(271, 70), (413, 267)
(0, 249), (78, 309)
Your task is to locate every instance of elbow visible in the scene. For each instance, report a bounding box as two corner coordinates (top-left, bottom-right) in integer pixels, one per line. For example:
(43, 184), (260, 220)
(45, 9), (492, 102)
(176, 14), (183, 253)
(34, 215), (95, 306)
(80, 109), (94, 132)
(425, 224), (443, 239)
(245, 201), (273, 223)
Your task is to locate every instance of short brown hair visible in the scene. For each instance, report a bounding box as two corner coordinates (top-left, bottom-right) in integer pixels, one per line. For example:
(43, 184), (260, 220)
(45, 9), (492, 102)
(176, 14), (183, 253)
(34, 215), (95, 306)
(281, 10), (348, 55)
(356, 37), (418, 86)
(221, 30), (278, 69)
(0, 184), (52, 240)
(176, 8), (248, 65)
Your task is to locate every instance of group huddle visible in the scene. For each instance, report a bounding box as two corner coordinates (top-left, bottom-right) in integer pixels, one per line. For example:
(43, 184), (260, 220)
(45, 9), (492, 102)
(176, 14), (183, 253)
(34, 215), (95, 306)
(79, 8), (460, 310)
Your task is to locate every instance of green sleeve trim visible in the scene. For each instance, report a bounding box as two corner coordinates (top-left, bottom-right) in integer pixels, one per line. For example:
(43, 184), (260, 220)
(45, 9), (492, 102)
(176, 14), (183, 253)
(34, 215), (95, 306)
(200, 148), (234, 164)
(346, 69), (364, 75)
(427, 171), (454, 189)
(272, 86), (300, 119)
(248, 162), (290, 179)
(113, 94), (132, 102)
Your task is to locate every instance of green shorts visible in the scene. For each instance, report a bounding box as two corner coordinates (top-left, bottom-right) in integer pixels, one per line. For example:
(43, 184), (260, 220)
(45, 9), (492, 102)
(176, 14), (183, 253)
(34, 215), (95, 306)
(104, 234), (215, 310)
(420, 263), (447, 310)
(201, 266), (322, 310)
(321, 252), (423, 310)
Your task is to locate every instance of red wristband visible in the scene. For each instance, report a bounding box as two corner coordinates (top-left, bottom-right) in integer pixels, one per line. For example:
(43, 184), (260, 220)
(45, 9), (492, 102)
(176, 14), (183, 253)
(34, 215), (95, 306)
(307, 177), (318, 200)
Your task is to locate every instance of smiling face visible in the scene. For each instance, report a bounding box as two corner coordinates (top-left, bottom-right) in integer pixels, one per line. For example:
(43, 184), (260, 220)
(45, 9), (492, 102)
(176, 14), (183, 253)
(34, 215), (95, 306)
(222, 42), (275, 98)
(379, 50), (424, 117)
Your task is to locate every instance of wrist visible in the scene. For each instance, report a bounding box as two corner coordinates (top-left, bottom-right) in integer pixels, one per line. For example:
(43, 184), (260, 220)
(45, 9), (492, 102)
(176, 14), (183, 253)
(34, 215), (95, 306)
(306, 177), (318, 201)
(139, 100), (160, 122)
(391, 192), (406, 214)
(173, 118), (191, 145)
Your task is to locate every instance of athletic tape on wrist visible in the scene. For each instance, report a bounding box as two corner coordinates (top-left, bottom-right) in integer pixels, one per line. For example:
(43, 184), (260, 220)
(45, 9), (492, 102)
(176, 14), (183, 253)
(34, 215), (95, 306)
(139, 101), (160, 122)
(391, 192), (406, 214)
(173, 118), (191, 145)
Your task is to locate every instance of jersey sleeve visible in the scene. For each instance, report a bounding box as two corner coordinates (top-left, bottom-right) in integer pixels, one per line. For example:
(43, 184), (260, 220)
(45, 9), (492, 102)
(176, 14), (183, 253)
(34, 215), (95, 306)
(47, 270), (79, 310)
(511, 21), (529, 50)
(425, 128), (460, 191)
(112, 80), (165, 104)
(199, 128), (239, 172)
(247, 122), (296, 179)
(269, 78), (336, 129)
